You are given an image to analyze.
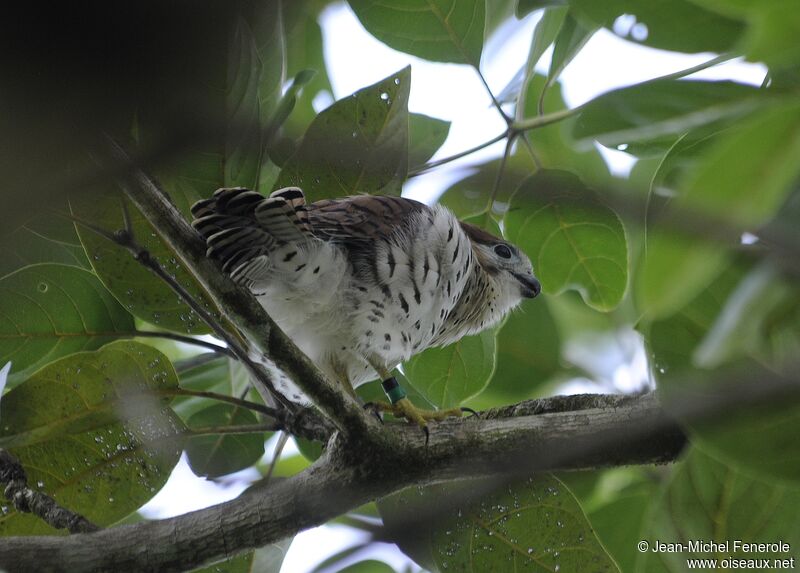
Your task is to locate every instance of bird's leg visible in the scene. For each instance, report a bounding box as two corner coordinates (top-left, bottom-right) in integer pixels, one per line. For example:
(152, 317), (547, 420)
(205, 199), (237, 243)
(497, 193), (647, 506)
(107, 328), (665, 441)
(363, 357), (471, 438)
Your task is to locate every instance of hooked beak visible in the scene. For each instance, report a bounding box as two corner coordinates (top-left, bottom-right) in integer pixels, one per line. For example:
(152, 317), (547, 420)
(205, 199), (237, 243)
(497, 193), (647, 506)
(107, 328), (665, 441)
(513, 273), (541, 298)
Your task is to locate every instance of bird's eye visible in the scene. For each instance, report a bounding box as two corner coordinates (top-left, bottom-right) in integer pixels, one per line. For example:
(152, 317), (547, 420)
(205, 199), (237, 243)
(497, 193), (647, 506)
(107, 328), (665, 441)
(494, 244), (512, 259)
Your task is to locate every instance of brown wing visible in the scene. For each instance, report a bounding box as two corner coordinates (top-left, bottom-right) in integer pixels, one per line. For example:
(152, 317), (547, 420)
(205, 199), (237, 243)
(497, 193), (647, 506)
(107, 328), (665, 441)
(307, 195), (429, 246)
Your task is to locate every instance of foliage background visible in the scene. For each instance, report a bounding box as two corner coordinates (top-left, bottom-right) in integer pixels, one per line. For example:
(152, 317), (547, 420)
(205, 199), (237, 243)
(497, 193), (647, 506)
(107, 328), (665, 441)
(1, 0), (798, 571)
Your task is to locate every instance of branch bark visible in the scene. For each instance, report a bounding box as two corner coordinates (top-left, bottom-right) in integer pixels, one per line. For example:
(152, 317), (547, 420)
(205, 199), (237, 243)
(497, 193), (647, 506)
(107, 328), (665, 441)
(0, 393), (685, 573)
(0, 449), (99, 535)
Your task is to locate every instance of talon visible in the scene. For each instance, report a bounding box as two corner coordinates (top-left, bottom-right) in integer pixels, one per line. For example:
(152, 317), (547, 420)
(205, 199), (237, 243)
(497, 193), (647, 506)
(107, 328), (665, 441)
(362, 402), (384, 424)
(461, 407), (480, 418)
(422, 425), (429, 446)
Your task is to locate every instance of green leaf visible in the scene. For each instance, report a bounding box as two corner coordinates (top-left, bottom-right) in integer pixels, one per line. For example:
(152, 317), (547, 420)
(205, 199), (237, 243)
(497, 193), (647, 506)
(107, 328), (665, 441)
(589, 491), (653, 573)
(0, 264), (136, 388)
(0, 341), (184, 535)
(409, 112), (451, 168)
(569, 0), (744, 53)
(225, 17), (263, 190)
(690, 0), (798, 71)
(517, 0), (565, 18)
(348, 0), (485, 65)
(185, 404), (267, 478)
(191, 536), (293, 573)
(506, 170), (628, 312)
(546, 12), (597, 91)
(379, 476), (620, 573)
(648, 264), (800, 484)
(636, 448), (800, 573)
(573, 80), (763, 152)
(404, 329), (497, 409)
(0, 212), (90, 277)
(638, 100), (800, 318)
(72, 192), (218, 334)
(273, 67), (411, 200)
(487, 296), (561, 401)
(339, 561), (395, 573)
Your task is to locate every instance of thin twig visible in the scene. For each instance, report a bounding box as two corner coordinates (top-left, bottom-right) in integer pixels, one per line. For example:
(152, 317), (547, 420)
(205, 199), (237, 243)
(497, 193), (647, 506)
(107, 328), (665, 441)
(188, 423), (277, 437)
(409, 132), (507, 176)
(132, 330), (233, 357)
(486, 135), (515, 212)
(472, 65), (512, 125)
(0, 449), (100, 534)
(264, 432), (290, 482)
(173, 352), (225, 373)
(168, 387), (279, 418)
(512, 106), (580, 132)
(648, 52), (739, 84)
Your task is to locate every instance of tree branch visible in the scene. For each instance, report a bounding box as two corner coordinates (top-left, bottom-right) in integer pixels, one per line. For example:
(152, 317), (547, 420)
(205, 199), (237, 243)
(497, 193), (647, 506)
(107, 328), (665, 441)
(0, 393), (685, 572)
(0, 449), (99, 535)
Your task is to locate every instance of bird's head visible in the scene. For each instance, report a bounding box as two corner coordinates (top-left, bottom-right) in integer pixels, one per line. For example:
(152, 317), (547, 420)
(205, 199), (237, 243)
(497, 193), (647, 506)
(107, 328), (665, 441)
(460, 221), (541, 302)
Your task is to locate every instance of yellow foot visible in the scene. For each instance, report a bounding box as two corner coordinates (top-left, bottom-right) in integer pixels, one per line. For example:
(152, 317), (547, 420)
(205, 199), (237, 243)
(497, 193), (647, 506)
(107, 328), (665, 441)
(364, 398), (479, 443)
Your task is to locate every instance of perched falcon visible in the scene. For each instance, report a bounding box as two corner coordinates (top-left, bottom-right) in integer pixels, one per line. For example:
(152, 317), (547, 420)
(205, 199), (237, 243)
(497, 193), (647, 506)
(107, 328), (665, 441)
(191, 187), (540, 427)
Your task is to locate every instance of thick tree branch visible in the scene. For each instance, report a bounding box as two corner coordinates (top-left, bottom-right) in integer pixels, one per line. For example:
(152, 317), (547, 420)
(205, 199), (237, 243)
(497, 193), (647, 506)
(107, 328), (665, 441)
(0, 393), (684, 573)
(0, 449), (99, 535)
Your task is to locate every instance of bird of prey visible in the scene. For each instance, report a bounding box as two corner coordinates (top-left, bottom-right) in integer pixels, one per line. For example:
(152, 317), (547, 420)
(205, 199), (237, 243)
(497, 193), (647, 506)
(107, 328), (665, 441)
(191, 187), (540, 428)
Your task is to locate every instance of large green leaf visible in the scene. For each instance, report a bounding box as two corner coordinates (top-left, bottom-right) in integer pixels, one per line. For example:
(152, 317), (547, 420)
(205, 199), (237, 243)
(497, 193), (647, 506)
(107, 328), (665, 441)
(570, 0), (744, 53)
(72, 192), (218, 334)
(0, 264), (135, 387)
(273, 67), (411, 200)
(486, 296), (561, 401)
(404, 329), (497, 408)
(636, 448), (800, 573)
(572, 80), (763, 153)
(348, 0), (486, 65)
(0, 212), (90, 277)
(506, 170), (628, 312)
(648, 263), (800, 484)
(185, 404), (267, 478)
(0, 341), (184, 535)
(379, 476), (620, 572)
(690, 0), (798, 71)
(638, 100), (800, 319)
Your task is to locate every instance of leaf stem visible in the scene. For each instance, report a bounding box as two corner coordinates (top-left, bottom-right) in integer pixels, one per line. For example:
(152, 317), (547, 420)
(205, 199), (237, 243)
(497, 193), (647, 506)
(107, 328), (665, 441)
(511, 106), (580, 132)
(409, 132), (507, 176)
(188, 423), (277, 437)
(132, 330), (234, 357)
(168, 387), (279, 418)
(647, 52), (739, 84)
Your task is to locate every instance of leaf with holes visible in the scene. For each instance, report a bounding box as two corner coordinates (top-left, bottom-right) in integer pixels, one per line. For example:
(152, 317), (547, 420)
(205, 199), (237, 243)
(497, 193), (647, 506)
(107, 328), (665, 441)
(379, 475), (619, 572)
(404, 329), (497, 409)
(72, 191), (219, 334)
(506, 170), (628, 312)
(636, 448), (800, 573)
(185, 404), (268, 478)
(0, 264), (136, 388)
(348, 0), (485, 65)
(0, 341), (184, 535)
(274, 67), (410, 200)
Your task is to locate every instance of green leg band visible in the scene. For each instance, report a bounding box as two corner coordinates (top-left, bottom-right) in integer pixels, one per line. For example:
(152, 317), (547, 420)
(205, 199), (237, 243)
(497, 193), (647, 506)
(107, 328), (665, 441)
(382, 376), (407, 405)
